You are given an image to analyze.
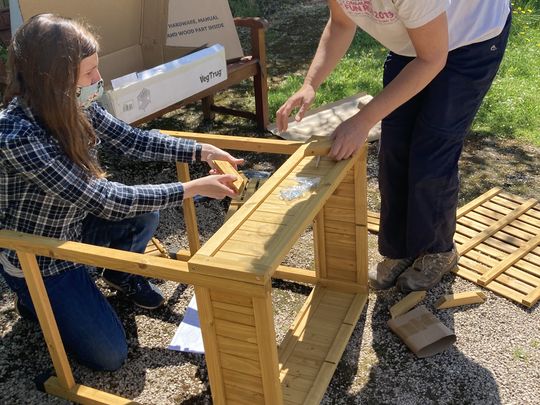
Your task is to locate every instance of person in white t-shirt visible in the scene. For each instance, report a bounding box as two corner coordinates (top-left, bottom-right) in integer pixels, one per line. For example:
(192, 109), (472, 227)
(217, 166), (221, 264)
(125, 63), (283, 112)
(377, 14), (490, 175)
(276, 0), (511, 292)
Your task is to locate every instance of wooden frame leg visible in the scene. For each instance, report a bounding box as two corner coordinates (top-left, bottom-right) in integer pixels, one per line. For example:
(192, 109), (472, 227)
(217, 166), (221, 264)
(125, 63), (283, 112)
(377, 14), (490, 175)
(176, 162), (200, 254)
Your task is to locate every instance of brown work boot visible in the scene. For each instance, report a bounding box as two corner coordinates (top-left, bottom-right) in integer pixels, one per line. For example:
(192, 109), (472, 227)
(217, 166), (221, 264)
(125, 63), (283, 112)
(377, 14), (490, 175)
(368, 257), (415, 290)
(396, 244), (459, 293)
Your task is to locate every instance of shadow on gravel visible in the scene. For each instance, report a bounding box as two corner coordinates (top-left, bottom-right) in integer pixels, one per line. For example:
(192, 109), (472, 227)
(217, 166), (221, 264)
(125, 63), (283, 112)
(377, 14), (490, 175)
(321, 273), (502, 404)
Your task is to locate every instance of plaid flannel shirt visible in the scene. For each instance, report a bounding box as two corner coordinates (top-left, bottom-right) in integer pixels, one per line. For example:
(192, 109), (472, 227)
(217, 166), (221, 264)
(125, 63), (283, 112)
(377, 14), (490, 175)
(0, 98), (199, 277)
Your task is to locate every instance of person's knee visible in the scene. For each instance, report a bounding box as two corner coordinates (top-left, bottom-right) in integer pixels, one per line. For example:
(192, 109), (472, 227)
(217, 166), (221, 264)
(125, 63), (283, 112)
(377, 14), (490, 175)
(86, 340), (128, 371)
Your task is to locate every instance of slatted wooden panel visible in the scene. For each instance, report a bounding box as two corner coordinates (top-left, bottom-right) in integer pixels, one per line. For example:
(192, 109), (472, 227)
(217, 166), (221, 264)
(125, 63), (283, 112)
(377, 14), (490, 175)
(454, 188), (540, 307)
(364, 188), (540, 307)
(317, 149), (368, 288)
(196, 286), (282, 405)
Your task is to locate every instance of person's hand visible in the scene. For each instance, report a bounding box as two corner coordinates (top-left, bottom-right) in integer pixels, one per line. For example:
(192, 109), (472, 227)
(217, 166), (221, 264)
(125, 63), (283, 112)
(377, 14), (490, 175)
(276, 84), (316, 132)
(200, 144), (244, 171)
(328, 115), (370, 160)
(183, 174), (239, 200)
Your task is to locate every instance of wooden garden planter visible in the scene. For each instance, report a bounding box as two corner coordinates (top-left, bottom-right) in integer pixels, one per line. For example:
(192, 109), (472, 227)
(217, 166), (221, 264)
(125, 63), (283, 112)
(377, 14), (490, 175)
(0, 133), (369, 404)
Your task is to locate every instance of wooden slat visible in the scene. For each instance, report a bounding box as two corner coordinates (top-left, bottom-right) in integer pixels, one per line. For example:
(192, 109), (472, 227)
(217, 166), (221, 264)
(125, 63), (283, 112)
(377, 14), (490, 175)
(44, 377), (137, 405)
(456, 187), (502, 217)
(220, 352), (262, 378)
(222, 369), (264, 394)
(176, 162), (200, 255)
(212, 159), (246, 194)
(17, 252), (75, 390)
(477, 234), (540, 286)
(195, 287), (226, 403)
(435, 291), (487, 309)
(162, 130), (303, 155)
(523, 286), (540, 307)
(253, 293), (283, 405)
(314, 210), (327, 279)
(216, 335), (260, 362)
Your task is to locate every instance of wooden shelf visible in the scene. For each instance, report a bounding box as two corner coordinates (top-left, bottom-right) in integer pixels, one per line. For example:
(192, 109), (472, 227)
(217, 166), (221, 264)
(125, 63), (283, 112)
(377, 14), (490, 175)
(279, 286), (368, 405)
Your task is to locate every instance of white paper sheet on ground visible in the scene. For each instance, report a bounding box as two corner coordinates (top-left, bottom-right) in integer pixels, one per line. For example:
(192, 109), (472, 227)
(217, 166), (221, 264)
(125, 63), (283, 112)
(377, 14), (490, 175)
(168, 295), (204, 354)
(268, 92), (381, 142)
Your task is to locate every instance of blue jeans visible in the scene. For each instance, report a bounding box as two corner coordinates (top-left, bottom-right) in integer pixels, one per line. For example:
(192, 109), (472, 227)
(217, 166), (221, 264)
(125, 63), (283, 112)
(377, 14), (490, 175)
(0, 211), (159, 371)
(378, 15), (511, 259)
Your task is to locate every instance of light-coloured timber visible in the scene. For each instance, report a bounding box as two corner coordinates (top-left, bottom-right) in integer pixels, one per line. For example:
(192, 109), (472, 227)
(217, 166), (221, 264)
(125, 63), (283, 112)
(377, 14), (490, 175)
(213, 159), (247, 194)
(389, 291), (427, 318)
(435, 291), (487, 309)
(0, 137), (369, 404)
(176, 162), (200, 254)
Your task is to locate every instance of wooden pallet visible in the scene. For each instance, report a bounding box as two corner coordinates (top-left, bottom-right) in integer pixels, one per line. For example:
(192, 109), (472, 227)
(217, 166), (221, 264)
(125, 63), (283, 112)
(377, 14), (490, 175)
(454, 188), (540, 307)
(366, 188), (540, 307)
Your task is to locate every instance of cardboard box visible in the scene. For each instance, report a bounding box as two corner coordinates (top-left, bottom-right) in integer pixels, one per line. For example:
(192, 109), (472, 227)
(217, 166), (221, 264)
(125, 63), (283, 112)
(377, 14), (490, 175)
(387, 305), (456, 358)
(10, 0), (242, 122)
(100, 45), (226, 123)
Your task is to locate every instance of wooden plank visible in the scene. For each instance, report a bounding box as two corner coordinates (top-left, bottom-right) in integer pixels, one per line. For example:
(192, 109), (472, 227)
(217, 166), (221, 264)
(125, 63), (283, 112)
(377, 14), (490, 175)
(273, 266), (317, 285)
(162, 130), (303, 154)
(343, 293), (368, 325)
(195, 287), (226, 403)
(216, 335), (260, 362)
(222, 369), (264, 394)
(279, 287), (323, 366)
(253, 293), (283, 405)
(44, 377), (137, 405)
(211, 290), (253, 307)
(314, 210), (327, 279)
(224, 383), (265, 404)
(212, 159), (247, 194)
(356, 225), (368, 287)
(389, 291), (427, 318)
(17, 252), (75, 390)
(176, 162), (200, 255)
(458, 199), (538, 255)
(215, 319), (258, 344)
(522, 286), (540, 307)
(0, 231), (268, 297)
(213, 307), (256, 327)
(220, 352), (262, 378)
(323, 220), (356, 235)
(435, 291), (487, 309)
(302, 362), (337, 405)
(477, 234), (540, 286)
(323, 206), (355, 223)
(456, 187), (502, 217)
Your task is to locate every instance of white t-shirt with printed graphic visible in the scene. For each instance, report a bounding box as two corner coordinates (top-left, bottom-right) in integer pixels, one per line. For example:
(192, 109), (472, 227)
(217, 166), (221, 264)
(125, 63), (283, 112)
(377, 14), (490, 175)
(337, 0), (510, 56)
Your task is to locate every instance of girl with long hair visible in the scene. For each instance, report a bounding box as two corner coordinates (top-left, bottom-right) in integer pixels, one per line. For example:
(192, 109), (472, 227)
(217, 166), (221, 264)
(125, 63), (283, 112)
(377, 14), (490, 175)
(0, 13), (242, 370)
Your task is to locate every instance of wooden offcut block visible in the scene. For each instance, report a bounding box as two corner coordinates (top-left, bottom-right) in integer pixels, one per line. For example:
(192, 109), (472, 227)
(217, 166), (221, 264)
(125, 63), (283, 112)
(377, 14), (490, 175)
(212, 159), (247, 194)
(389, 291), (426, 319)
(435, 291), (487, 309)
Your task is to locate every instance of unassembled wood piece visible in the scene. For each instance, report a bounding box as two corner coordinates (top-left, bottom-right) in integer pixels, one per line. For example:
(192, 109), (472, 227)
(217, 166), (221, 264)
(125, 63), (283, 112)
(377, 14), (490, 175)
(212, 159), (247, 194)
(389, 291), (426, 318)
(453, 188), (540, 307)
(435, 291), (487, 309)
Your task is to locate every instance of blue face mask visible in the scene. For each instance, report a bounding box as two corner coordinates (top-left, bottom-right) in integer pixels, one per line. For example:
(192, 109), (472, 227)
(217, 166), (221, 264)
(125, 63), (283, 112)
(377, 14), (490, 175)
(76, 79), (104, 109)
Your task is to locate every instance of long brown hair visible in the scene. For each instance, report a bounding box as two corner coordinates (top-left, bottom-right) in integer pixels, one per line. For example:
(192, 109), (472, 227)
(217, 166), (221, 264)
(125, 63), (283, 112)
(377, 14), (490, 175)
(4, 13), (104, 178)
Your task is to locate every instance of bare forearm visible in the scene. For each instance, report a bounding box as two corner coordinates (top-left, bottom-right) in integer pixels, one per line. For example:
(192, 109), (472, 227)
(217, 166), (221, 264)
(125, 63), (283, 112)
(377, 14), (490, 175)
(355, 56), (446, 130)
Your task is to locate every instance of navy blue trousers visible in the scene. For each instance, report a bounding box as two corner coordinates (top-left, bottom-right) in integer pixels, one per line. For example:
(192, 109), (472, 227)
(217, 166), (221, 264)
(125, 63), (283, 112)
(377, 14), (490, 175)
(378, 15), (511, 259)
